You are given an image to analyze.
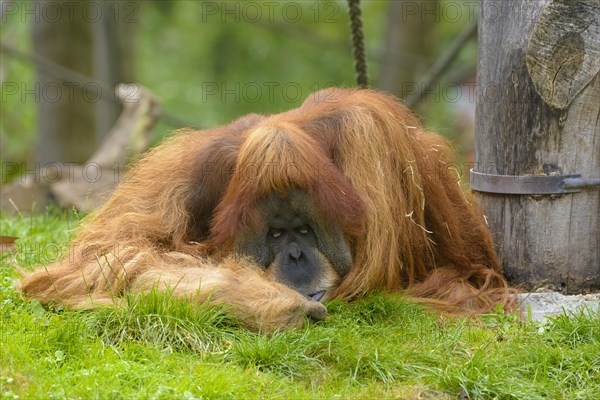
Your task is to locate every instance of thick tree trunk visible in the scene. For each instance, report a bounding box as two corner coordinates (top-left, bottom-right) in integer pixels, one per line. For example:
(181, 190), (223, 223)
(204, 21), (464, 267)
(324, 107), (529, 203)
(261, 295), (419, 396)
(33, 0), (97, 164)
(474, 0), (599, 292)
(32, 0), (135, 165)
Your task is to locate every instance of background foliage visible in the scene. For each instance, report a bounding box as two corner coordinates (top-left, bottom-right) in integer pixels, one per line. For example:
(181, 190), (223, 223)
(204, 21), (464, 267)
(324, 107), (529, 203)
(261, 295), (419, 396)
(1, 0), (477, 166)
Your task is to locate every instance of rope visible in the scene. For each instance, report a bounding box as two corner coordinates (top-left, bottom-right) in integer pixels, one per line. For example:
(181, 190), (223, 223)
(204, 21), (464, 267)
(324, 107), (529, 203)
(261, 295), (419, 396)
(347, 0), (368, 88)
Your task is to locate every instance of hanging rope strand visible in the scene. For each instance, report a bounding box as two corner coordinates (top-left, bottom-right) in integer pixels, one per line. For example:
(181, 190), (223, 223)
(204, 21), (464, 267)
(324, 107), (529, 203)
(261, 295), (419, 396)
(347, 0), (368, 88)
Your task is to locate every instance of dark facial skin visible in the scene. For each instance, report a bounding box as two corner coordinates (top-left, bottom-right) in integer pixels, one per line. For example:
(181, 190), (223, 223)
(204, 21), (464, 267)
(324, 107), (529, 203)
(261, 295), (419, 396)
(234, 190), (353, 302)
(265, 199), (329, 300)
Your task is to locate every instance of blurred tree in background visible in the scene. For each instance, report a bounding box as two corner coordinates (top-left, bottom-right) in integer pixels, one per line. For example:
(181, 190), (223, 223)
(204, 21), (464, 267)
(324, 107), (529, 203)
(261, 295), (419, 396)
(1, 0), (478, 175)
(31, 0), (136, 165)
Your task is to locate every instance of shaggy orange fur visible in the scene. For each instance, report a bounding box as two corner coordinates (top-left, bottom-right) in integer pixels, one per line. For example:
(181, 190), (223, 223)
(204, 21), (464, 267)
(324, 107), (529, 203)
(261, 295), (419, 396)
(20, 88), (516, 330)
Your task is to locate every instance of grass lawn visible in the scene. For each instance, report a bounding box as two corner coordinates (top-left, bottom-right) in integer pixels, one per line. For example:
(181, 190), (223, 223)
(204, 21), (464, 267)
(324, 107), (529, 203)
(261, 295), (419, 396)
(1, 210), (599, 399)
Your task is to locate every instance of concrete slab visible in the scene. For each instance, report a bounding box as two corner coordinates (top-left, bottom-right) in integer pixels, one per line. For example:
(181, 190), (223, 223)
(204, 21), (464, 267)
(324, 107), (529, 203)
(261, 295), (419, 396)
(518, 292), (600, 322)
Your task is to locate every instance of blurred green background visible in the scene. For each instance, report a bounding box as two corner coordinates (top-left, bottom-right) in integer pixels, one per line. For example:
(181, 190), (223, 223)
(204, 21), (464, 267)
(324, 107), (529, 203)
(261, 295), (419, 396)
(1, 0), (478, 175)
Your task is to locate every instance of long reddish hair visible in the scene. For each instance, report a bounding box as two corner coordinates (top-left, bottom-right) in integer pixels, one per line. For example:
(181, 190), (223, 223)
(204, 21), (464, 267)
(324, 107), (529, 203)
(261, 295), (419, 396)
(19, 88), (516, 316)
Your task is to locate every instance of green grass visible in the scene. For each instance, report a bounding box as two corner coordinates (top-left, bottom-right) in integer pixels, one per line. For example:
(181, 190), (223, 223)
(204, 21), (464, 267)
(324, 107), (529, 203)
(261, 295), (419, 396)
(1, 211), (599, 399)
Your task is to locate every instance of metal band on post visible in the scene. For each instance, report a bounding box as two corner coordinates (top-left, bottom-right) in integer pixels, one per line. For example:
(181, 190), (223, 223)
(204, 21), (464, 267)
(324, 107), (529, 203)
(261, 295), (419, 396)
(470, 169), (600, 195)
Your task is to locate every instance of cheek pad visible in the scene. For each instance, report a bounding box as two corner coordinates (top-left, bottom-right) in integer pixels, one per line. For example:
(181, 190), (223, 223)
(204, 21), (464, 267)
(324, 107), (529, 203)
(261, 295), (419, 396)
(233, 224), (271, 267)
(310, 220), (352, 277)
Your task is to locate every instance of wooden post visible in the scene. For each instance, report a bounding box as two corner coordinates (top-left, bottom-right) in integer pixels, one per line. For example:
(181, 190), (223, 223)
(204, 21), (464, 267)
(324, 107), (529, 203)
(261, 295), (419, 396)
(474, 0), (600, 292)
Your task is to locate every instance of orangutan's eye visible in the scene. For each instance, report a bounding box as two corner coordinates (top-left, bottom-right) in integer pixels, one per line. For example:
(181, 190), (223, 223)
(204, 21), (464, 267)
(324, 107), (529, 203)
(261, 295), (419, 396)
(269, 228), (283, 239)
(297, 225), (310, 235)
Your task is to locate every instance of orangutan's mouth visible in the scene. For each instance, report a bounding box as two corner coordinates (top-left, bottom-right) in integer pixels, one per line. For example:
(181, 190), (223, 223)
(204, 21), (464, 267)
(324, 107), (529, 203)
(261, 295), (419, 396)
(308, 290), (326, 302)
